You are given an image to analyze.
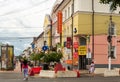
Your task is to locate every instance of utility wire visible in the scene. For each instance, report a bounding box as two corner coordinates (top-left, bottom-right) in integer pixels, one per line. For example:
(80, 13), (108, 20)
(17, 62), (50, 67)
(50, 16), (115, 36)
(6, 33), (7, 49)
(0, 0), (49, 17)
(0, 7), (51, 21)
(0, 35), (73, 40)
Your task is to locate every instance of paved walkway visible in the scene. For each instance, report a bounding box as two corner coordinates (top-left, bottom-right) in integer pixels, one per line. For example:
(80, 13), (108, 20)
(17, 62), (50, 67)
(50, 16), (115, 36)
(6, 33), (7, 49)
(0, 62), (21, 73)
(0, 62), (103, 77)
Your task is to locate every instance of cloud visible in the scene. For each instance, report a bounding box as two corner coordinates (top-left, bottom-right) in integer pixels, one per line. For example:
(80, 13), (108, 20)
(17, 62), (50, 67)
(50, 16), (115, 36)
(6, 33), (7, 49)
(0, 0), (56, 56)
(2, 41), (11, 44)
(15, 47), (22, 51)
(23, 43), (31, 49)
(0, 28), (43, 37)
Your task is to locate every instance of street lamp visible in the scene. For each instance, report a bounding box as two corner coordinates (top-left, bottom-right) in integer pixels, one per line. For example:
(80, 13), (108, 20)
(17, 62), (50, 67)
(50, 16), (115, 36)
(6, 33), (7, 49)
(107, 15), (115, 70)
(73, 28), (77, 34)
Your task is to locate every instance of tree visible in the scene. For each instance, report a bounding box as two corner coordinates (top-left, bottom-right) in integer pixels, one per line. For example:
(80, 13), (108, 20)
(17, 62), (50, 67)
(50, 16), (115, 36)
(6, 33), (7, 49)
(30, 53), (38, 65)
(100, 0), (120, 11)
(43, 51), (63, 63)
(30, 52), (45, 66)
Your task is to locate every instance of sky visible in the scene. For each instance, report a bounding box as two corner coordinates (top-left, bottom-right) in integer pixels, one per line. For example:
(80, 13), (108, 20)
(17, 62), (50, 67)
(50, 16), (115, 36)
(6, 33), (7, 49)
(0, 0), (56, 56)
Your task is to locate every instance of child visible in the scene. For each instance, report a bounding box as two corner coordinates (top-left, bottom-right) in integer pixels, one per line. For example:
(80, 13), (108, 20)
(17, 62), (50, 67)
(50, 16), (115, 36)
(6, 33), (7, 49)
(89, 61), (95, 76)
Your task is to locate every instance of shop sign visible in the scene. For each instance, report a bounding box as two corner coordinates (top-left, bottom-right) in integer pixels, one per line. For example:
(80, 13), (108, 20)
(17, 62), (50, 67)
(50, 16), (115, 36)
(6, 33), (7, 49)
(73, 52), (78, 58)
(73, 42), (78, 48)
(78, 46), (87, 55)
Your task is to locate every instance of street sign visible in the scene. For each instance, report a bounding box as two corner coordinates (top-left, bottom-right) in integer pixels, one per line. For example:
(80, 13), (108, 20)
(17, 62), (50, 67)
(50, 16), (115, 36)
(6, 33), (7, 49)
(86, 52), (91, 58)
(42, 46), (48, 51)
(78, 46), (87, 55)
(66, 59), (72, 64)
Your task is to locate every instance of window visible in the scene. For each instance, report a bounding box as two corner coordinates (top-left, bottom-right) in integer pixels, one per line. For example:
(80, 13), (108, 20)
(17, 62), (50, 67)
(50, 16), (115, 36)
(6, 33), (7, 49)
(68, 7), (70, 17)
(67, 26), (69, 35)
(70, 24), (72, 36)
(71, 4), (73, 15)
(65, 10), (67, 19)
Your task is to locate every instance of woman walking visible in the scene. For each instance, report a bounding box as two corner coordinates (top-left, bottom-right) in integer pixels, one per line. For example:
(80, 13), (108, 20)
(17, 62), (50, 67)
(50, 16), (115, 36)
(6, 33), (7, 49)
(22, 59), (28, 80)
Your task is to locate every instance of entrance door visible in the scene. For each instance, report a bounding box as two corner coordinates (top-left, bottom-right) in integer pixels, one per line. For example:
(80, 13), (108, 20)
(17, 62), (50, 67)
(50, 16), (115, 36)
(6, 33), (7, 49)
(78, 37), (87, 69)
(79, 55), (86, 69)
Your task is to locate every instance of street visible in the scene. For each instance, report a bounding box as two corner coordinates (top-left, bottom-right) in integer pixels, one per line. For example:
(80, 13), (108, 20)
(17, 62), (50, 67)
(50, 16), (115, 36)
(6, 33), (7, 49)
(0, 71), (120, 82)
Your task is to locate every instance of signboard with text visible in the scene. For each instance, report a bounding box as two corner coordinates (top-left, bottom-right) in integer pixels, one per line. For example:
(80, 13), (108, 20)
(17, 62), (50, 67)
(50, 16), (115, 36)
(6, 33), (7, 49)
(66, 37), (71, 48)
(78, 46), (87, 55)
(73, 42), (79, 48)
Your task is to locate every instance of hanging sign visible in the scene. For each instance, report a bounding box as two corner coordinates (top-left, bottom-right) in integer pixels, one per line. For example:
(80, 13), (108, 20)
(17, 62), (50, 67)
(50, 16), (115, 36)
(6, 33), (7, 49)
(78, 46), (87, 55)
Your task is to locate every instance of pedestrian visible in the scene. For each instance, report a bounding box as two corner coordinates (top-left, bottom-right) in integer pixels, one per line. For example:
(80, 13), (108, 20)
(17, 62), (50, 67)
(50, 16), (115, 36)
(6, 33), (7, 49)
(22, 59), (28, 80)
(89, 61), (95, 76)
(20, 59), (23, 72)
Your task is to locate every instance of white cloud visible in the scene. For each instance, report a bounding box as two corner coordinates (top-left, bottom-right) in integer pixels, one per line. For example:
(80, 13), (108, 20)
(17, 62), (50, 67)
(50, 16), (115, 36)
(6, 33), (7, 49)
(0, 0), (56, 56)
(0, 28), (43, 37)
(3, 41), (11, 44)
(23, 43), (31, 49)
(15, 47), (22, 51)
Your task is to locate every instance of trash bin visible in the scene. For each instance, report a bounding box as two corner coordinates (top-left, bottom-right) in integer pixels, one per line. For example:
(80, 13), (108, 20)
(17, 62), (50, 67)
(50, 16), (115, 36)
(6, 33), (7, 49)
(43, 63), (49, 70)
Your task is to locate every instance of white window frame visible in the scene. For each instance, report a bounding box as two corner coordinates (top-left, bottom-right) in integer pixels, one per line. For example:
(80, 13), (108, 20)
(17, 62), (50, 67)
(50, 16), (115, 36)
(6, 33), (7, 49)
(68, 7), (70, 17)
(65, 10), (67, 20)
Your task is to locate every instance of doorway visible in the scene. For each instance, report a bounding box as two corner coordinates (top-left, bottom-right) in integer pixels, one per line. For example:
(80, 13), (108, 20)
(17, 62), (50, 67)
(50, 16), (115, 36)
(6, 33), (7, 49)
(78, 37), (87, 69)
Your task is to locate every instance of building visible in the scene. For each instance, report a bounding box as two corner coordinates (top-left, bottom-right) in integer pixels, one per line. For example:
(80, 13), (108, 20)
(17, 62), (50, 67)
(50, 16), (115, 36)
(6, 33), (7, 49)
(31, 32), (44, 53)
(43, 15), (52, 49)
(22, 47), (32, 58)
(35, 32), (44, 52)
(51, 0), (64, 48)
(51, 0), (120, 69)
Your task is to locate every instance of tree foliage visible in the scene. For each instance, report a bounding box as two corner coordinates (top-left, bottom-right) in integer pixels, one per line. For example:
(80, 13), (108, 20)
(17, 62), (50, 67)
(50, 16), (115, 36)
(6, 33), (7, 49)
(30, 51), (63, 64)
(100, 0), (120, 11)
(43, 51), (63, 63)
(30, 52), (45, 61)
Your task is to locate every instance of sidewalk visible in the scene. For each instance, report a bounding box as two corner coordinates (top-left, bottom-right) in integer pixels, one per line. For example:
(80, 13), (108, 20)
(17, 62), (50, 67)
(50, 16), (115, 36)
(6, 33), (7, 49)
(78, 69), (104, 77)
(14, 62), (21, 73)
(0, 62), (21, 73)
(0, 63), (103, 77)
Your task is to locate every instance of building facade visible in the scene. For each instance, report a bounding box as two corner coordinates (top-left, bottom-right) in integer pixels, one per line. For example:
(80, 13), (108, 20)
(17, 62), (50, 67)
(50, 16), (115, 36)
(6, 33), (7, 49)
(51, 0), (120, 69)
(43, 14), (52, 49)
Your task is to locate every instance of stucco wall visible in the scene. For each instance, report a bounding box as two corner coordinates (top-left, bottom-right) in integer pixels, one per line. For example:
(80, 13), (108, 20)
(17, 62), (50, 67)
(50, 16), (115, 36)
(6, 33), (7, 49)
(74, 0), (120, 13)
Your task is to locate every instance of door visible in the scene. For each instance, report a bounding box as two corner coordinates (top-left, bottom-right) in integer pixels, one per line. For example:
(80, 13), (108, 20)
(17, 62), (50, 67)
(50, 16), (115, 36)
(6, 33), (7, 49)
(78, 37), (87, 69)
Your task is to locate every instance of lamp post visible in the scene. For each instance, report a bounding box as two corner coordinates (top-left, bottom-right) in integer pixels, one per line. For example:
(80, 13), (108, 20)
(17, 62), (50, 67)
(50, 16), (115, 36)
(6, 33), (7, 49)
(107, 2), (115, 70)
(108, 15), (115, 70)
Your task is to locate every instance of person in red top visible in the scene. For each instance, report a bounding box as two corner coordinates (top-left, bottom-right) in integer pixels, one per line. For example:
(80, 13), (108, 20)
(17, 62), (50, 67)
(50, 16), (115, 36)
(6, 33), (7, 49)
(22, 59), (28, 80)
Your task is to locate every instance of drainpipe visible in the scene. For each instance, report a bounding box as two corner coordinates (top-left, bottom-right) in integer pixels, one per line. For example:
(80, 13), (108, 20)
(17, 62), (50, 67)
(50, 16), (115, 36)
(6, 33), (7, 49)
(50, 17), (52, 50)
(71, 0), (74, 70)
(92, 0), (94, 60)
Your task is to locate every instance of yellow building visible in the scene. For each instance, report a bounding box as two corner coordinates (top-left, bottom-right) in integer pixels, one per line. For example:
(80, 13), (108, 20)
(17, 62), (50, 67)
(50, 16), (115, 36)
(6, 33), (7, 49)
(43, 14), (52, 48)
(52, 0), (120, 69)
(74, 12), (120, 35)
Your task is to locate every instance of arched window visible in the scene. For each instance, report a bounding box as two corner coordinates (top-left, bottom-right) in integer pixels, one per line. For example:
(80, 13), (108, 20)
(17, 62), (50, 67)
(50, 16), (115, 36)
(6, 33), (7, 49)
(79, 37), (86, 45)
